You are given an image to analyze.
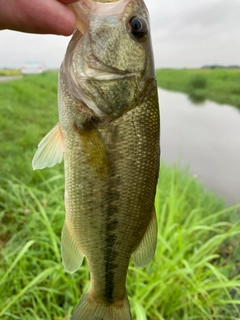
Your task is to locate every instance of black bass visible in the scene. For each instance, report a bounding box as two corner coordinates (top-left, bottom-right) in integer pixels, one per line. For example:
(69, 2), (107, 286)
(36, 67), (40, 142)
(32, 0), (160, 319)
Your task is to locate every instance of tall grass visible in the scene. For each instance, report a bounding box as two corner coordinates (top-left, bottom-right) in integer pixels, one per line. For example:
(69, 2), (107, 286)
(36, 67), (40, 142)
(1, 165), (240, 319)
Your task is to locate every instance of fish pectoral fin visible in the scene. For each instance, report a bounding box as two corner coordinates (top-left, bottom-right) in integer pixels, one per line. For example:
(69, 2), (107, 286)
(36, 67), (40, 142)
(77, 124), (110, 179)
(132, 207), (158, 268)
(32, 123), (64, 170)
(61, 221), (84, 274)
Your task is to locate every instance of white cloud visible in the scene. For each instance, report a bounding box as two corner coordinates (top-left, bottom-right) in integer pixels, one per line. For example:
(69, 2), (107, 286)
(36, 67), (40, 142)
(0, 0), (240, 69)
(0, 31), (70, 69)
(147, 0), (240, 67)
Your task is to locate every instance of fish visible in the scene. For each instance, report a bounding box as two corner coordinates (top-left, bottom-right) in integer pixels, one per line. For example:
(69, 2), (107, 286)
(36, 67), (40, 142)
(32, 0), (160, 319)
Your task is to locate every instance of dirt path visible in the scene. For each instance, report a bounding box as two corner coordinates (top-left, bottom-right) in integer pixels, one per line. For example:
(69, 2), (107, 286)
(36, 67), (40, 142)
(0, 75), (22, 83)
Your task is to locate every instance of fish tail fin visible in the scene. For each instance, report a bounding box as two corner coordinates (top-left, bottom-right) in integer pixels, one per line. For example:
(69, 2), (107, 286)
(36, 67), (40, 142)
(72, 290), (132, 320)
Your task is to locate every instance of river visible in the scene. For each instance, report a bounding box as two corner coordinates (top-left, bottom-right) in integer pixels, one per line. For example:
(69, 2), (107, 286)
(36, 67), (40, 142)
(159, 88), (240, 205)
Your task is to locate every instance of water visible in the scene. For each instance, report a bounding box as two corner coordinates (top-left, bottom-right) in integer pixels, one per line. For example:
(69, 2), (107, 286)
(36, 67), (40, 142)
(159, 88), (240, 205)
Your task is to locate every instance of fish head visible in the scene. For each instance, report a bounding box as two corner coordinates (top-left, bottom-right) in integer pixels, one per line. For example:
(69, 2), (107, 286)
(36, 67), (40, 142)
(62, 0), (155, 120)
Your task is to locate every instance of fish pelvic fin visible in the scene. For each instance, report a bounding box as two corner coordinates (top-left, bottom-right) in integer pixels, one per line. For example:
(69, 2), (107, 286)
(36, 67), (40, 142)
(132, 207), (158, 268)
(61, 221), (84, 273)
(32, 123), (64, 170)
(72, 290), (132, 320)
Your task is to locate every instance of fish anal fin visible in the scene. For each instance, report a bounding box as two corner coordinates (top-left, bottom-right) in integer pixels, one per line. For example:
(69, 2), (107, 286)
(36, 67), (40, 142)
(132, 208), (158, 268)
(61, 221), (84, 274)
(32, 122), (64, 170)
(77, 124), (110, 179)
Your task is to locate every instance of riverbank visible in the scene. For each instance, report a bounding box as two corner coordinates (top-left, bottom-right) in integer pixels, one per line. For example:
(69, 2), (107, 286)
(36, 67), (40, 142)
(1, 73), (240, 319)
(156, 68), (240, 108)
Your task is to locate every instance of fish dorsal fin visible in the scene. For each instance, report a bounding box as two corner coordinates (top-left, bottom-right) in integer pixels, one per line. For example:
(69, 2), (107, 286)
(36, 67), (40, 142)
(61, 221), (84, 273)
(132, 208), (158, 268)
(32, 123), (64, 170)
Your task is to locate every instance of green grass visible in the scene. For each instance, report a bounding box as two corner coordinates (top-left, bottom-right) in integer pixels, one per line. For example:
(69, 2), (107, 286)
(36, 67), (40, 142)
(1, 73), (240, 319)
(0, 72), (59, 183)
(156, 68), (240, 108)
(1, 167), (240, 319)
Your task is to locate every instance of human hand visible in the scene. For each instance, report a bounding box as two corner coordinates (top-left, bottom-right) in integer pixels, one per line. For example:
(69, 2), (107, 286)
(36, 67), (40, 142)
(0, 0), (79, 36)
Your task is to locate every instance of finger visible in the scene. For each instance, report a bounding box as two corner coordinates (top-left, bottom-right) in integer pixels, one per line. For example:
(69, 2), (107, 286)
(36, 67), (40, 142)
(1, 0), (77, 36)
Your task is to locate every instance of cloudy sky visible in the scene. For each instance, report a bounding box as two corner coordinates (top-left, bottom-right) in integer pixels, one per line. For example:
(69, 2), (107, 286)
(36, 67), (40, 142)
(0, 0), (240, 69)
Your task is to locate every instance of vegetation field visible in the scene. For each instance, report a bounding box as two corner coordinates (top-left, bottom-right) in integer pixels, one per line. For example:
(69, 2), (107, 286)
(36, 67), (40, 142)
(0, 72), (59, 182)
(156, 68), (240, 108)
(0, 69), (21, 76)
(1, 73), (240, 319)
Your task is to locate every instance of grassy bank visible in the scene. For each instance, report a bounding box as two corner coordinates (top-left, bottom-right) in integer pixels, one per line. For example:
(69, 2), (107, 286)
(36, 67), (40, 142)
(0, 72), (59, 183)
(1, 166), (240, 319)
(1, 73), (240, 319)
(156, 68), (240, 108)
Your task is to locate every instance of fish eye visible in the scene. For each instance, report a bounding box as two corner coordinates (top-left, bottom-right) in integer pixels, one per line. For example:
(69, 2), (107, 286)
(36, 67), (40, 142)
(129, 16), (148, 40)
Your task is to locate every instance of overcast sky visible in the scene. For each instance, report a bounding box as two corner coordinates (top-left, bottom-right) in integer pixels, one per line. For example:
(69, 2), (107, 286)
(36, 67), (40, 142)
(0, 0), (240, 69)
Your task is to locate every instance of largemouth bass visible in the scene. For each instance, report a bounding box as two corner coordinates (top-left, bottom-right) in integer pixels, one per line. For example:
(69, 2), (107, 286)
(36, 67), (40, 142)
(33, 0), (160, 319)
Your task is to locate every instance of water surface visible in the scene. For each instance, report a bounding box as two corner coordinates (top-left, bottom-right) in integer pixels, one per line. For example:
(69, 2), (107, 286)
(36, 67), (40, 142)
(159, 88), (240, 205)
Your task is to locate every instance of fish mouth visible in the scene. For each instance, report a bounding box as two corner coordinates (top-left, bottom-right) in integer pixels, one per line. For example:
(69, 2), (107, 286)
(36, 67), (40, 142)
(68, 0), (130, 35)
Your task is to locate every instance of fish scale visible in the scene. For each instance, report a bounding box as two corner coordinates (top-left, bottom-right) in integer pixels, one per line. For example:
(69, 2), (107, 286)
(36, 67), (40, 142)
(63, 81), (159, 309)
